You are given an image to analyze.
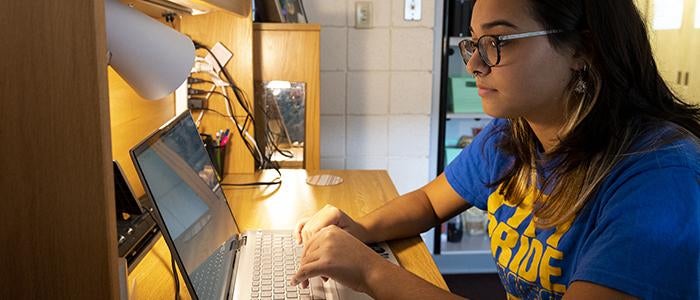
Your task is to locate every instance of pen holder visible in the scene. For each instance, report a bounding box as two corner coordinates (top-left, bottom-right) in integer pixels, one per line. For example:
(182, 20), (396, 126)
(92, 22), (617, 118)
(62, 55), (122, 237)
(210, 145), (227, 179)
(203, 140), (227, 180)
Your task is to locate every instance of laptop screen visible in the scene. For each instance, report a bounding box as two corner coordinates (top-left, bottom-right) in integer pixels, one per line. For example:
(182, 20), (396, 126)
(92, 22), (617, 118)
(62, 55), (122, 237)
(131, 112), (240, 274)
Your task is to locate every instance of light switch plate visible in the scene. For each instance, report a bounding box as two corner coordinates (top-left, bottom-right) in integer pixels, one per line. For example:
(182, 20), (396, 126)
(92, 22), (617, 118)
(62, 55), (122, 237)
(355, 1), (373, 29)
(404, 0), (422, 21)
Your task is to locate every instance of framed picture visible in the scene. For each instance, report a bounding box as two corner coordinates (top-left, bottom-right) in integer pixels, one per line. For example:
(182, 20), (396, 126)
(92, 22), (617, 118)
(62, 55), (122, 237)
(260, 0), (307, 23)
(261, 0), (284, 22)
(278, 0), (308, 23)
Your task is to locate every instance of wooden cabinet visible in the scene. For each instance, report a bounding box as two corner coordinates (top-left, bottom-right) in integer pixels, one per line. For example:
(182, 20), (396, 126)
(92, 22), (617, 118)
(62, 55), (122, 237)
(0, 1), (253, 298)
(253, 23), (321, 170)
(646, 0), (700, 104)
(1, 1), (118, 298)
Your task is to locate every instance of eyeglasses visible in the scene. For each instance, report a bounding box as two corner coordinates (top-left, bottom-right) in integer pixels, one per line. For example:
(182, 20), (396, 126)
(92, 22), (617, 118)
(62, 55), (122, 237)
(458, 29), (564, 67)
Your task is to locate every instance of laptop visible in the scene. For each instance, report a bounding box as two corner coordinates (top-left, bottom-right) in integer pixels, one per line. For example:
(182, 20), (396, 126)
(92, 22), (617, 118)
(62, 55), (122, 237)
(130, 111), (399, 300)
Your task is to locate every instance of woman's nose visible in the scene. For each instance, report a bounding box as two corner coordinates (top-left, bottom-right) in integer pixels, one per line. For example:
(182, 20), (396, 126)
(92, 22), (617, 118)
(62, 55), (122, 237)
(466, 50), (490, 76)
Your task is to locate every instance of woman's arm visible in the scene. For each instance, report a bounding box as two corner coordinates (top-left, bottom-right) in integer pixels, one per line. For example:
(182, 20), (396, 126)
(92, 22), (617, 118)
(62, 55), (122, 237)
(357, 173), (471, 243)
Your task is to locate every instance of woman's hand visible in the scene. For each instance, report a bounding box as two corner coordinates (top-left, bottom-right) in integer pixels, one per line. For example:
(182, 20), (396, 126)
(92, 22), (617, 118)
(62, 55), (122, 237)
(290, 225), (389, 295)
(295, 205), (372, 245)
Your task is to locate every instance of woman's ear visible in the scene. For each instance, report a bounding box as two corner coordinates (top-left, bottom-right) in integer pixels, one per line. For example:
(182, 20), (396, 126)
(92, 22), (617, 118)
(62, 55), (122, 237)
(570, 52), (589, 71)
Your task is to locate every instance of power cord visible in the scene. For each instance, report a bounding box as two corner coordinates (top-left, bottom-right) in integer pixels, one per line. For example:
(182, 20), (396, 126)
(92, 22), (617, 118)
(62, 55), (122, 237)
(163, 12), (177, 29)
(171, 255), (180, 300)
(220, 167), (283, 186)
(144, 207), (180, 300)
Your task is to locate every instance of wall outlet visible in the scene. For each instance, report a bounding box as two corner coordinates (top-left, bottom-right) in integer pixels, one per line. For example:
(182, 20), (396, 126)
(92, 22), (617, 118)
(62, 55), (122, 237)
(404, 0), (422, 21)
(355, 2), (373, 29)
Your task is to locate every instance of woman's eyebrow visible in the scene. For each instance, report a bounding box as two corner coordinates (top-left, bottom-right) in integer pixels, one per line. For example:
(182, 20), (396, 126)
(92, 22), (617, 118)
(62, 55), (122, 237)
(470, 20), (520, 33)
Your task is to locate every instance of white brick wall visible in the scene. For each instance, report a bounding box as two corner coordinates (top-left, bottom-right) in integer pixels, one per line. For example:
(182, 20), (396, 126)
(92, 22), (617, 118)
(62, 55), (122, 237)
(306, 0), (435, 194)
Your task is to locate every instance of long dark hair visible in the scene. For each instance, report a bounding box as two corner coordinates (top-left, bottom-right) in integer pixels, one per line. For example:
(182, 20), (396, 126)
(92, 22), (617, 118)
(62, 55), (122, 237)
(490, 0), (700, 227)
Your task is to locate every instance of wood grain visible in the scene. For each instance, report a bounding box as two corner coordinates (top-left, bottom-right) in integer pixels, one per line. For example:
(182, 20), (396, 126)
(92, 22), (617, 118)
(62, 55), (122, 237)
(191, 0), (251, 16)
(0, 0), (118, 298)
(109, 67), (175, 197)
(129, 170), (447, 299)
(254, 23), (321, 170)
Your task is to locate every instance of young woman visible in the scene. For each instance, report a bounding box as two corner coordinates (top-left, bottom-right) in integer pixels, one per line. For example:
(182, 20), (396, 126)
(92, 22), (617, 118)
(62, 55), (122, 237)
(291, 0), (700, 299)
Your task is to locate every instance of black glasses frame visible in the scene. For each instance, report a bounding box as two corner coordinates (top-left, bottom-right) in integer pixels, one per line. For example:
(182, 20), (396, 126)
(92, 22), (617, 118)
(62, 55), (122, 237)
(458, 29), (564, 67)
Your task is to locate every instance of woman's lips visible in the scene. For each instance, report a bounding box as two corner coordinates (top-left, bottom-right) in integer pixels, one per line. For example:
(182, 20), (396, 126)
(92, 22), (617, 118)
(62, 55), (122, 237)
(477, 86), (497, 97)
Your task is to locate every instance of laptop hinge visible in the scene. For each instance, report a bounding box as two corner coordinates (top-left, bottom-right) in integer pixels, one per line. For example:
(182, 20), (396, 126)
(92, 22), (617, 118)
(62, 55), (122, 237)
(230, 235), (247, 252)
(237, 236), (247, 250)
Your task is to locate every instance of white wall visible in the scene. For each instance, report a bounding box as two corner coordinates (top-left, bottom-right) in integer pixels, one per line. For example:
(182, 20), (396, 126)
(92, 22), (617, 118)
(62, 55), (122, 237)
(304, 0), (436, 194)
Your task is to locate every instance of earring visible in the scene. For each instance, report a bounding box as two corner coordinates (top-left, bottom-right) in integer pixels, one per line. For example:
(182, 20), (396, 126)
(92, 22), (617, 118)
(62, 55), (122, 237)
(574, 65), (589, 94)
(574, 76), (587, 94)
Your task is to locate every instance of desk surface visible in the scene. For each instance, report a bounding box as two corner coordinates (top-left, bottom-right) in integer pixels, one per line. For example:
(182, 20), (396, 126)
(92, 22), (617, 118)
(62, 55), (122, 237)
(128, 169), (448, 299)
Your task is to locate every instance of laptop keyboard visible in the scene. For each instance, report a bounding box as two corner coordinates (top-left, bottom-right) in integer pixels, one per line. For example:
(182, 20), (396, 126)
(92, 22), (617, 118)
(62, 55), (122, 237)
(251, 232), (323, 300)
(191, 244), (229, 300)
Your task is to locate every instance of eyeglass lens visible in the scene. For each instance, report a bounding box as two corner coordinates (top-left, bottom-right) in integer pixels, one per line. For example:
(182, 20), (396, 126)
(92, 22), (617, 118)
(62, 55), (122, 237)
(460, 36), (499, 67)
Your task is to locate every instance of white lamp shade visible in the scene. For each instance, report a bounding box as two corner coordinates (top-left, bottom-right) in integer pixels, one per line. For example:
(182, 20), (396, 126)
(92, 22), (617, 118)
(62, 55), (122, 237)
(105, 0), (195, 100)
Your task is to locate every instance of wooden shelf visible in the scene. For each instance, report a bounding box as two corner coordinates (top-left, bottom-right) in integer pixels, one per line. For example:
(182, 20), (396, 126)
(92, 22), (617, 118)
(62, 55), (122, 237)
(253, 22), (321, 31)
(126, 0), (251, 18)
(193, 0), (251, 16)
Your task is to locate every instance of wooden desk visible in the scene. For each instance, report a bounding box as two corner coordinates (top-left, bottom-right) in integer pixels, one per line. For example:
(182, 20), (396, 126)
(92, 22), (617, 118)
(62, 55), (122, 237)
(128, 169), (448, 299)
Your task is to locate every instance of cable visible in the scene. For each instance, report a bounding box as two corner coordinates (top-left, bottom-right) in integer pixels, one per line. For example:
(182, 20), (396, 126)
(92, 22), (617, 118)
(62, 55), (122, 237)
(189, 86), (264, 166)
(193, 107), (230, 119)
(189, 65), (264, 166)
(163, 12), (177, 29)
(144, 207), (180, 299)
(171, 254), (180, 300)
(220, 167), (282, 187)
(193, 43), (255, 118)
(190, 41), (288, 185)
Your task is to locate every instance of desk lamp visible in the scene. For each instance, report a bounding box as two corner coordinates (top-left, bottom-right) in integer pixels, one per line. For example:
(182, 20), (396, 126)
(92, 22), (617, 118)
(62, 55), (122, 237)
(105, 0), (195, 100)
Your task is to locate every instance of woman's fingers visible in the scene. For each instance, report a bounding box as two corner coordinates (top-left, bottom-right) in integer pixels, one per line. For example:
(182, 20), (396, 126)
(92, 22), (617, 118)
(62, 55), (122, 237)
(294, 218), (308, 245)
(290, 260), (328, 286)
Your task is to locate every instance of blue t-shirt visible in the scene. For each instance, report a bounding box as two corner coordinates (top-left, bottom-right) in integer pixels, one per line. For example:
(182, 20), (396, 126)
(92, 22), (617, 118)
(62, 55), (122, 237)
(445, 118), (700, 299)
